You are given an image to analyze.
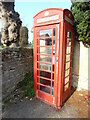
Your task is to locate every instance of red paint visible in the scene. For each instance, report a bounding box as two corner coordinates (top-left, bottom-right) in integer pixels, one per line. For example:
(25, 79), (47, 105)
(33, 8), (74, 109)
(85, 95), (90, 101)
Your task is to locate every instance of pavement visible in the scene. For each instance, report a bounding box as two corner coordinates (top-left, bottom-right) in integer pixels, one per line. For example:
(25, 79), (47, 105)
(2, 90), (89, 118)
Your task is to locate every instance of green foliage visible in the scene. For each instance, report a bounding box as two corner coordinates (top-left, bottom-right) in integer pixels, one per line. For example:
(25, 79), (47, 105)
(17, 72), (35, 98)
(71, 1), (90, 46)
(4, 97), (11, 107)
(0, 45), (4, 48)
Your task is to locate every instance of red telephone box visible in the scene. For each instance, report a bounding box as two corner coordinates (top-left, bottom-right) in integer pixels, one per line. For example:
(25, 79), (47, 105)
(33, 8), (74, 109)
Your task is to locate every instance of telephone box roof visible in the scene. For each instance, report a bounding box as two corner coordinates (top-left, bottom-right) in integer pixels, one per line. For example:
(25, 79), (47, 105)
(33, 8), (73, 19)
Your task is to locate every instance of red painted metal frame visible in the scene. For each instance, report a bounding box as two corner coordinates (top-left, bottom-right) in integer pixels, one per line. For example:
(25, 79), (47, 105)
(62, 21), (74, 103)
(35, 24), (58, 107)
(33, 8), (74, 109)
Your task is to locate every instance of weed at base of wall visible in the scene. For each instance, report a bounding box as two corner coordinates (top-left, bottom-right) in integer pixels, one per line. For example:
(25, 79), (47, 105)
(17, 72), (35, 99)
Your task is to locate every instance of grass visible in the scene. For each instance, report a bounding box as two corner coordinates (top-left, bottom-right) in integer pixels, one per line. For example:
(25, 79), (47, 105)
(17, 72), (35, 99)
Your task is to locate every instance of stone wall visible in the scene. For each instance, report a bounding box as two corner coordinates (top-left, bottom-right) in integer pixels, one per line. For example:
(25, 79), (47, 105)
(0, 1), (22, 47)
(72, 41), (90, 90)
(0, 48), (33, 99)
(19, 26), (28, 47)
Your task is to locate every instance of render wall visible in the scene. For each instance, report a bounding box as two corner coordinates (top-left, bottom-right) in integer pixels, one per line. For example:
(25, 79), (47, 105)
(72, 41), (90, 90)
(0, 48), (33, 99)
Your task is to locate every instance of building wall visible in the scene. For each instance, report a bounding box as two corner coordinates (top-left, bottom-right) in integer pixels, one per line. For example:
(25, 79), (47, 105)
(72, 41), (90, 90)
(0, 48), (33, 99)
(72, 41), (80, 88)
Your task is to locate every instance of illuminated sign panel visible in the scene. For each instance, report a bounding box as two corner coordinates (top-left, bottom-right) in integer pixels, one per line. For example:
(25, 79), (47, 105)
(37, 15), (59, 23)
(65, 16), (73, 25)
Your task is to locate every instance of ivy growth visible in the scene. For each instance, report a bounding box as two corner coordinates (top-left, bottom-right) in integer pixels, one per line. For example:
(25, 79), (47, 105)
(71, 0), (90, 47)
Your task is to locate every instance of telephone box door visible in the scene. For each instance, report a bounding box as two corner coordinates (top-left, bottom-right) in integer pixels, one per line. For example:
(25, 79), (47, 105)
(34, 24), (59, 106)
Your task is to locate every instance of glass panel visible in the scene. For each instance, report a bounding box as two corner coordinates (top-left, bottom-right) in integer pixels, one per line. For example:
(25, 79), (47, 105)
(64, 31), (72, 92)
(53, 47), (55, 55)
(37, 39), (38, 45)
(40, 71), (51, 79)
(52, 73), (54, 79)
(65, 69), (70, 77)
(40, 63), (51, 71)
(66, 54), (70, 62)
(40, 47), (52, 54)
(53, 28), (55, 36)
(65, 62), (70, 70)
(40, 55), (52, 63)
(40, 78), (51, 86)
(52, 55), (55, 64)
(40, 85), (50, 94)
(65, 76), (69, 84)
(56, 57), (58, 75)
(37, 63), (38, 68)
(40, 38), (52, 46)
(52, 89), (54, 95)
(39, 38), (55, 47)
(67, 31), (71, 38)
(52, 65), (54, 72)
(37, 55), (38, 61)
(40, 29), (52, 37)
(64, 83), (69, 91)
(37, 76), (38, 83)
(67, 39), (71, 46)
(53, 38), (55, 46)
(51, 81), (54, 95)
(37, 47), (38, 53)
(52, 81), (54, 88)
(66, 46), (71, 54)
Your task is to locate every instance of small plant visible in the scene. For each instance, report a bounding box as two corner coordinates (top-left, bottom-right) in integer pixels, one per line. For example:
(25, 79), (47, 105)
(3, 97), (11, 107)
(0, 45), (4, 48)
